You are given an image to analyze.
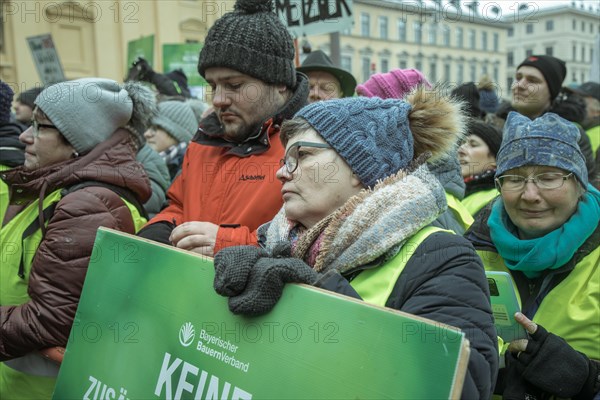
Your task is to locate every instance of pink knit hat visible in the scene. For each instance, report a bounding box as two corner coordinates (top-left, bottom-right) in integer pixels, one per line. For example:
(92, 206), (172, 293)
(356, 69), (431, 99)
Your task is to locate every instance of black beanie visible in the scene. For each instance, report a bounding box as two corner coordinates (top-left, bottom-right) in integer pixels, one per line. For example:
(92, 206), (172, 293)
(469, 120), (503, 158)
(517, 55), (566, 102)
(198, 0), (296, 88)
(16, 86), (44, 109)
(451, 82), (482, 119)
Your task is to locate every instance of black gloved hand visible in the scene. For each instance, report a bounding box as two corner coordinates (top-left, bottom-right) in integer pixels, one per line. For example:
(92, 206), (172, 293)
(502, 352), (542, 400)
(133, 57), (155, 81)
(513, 324), (594, 398)
(214, 243), (319, 316)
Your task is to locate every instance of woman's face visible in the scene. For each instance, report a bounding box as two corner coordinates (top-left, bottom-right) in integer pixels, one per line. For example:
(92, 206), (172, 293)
(500, 165), (581, 239)
(144, 126), (178, 153)
(458, 134), (496, 177)
(20, 110), (75, 171)
(276, 128), (363, 229)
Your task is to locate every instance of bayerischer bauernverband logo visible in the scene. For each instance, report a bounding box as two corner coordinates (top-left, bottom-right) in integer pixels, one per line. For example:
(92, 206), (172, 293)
(179, 322), (195, 347)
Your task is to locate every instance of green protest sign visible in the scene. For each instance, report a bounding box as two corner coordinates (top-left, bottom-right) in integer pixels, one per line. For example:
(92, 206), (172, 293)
(163, 43), (206, 86)
(54, 229), (469, 399)
(126, 35), (155, 71)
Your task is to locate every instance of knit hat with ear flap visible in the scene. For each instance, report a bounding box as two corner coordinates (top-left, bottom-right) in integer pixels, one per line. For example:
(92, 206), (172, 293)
(197, 0), (296, 88)
(35, 78), (156, 154)
(295, 87), (466, 188)
(152, 101), (198, 143)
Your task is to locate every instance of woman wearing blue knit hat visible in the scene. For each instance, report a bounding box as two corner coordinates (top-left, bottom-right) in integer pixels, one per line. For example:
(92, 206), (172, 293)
(466, 111), (600, 399)
(212, 87), (498, 399)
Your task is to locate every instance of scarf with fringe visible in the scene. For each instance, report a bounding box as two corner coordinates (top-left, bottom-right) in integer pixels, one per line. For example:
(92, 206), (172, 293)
(264, 164), (448, 274)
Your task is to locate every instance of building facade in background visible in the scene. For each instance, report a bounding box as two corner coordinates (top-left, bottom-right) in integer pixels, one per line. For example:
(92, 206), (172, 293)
(505, 3), (600, 90)
(1, 0), (598, 102)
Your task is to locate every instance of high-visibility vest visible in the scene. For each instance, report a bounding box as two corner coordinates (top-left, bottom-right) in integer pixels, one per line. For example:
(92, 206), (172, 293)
(462, 188), (499, 217)
(350, 226), (447, 306)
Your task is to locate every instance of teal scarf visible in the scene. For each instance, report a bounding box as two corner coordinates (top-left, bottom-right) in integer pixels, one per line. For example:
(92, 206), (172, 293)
(488, 184), (600, 278)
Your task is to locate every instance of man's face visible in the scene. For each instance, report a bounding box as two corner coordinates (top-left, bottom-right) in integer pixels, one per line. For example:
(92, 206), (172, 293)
(205, 67), (288, 142)
(511, 66), (551, 119)
(307, 71), (342, 103)
(14, 101), (33, 124)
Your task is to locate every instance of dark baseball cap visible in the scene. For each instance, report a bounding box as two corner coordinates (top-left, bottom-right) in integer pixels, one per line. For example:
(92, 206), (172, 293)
(575, 81), (600, 102)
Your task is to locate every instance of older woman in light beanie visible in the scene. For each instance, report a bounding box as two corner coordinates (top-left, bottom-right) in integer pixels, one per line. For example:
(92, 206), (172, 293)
(0, 78), (153, 399)
(144, 100), (198, 180)
(213, 89), (498, 399)
(466, 111), (600, 399)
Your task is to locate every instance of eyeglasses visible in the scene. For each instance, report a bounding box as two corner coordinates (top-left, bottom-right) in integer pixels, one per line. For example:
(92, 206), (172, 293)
(495, 172), (574, 191)
(279, 141), (332, 174)
(31, 119), (58, 138)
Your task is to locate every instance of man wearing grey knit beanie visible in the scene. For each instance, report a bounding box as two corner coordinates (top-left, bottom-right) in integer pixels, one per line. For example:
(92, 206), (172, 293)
(138, 0), (309, 257)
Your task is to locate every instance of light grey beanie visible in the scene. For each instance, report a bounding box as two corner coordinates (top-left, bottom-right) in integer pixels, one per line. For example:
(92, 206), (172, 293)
(35, 78), (135, 154)
(152, 101), (198, 143)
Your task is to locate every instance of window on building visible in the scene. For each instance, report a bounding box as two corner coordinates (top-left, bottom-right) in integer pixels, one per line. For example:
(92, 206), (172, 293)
(362, 57), (371, 82)
(415, 58), (423, 72)
(468, 29), (475, 49)
(493, 33), (499, 52)
(481, 31), (488, 51)
(546, 20), (554, 31)
(361, 13), (370, 37)
(457, 64), (464, 84)
(526, 23), (533, 34)
(381, 58), (389, 73)
(526, 48), (533, 57)
(572, 72), (577, 83)
(482, 64), (488, 76)
(397, 19), (406, 42)
(591, 23), (594, 33)
(341, 56), (352, 73)
(456, 27), (463, 48)
(507, 51), (514, 67)
(429, 23), (438, 45)
(507, 77), (513, 91)
(399, 59), (407, 69)
(493, 66), (499, 83)
(443, 25), (450, 46)
(581, 21), (585, 32)
(572, 19), (576, 30)
(591, 48), (594, 64)
(430, 62), (437, 82)
(545, 46), (553, 56)
(379, 16), (388, 39)
(582, 45), (586, 62)
(581, 72), (585, 83)
(414, 22), (423, 44)
(508, 27), (513, 37)
(470, 64), (476, 81)
(573, 44), (577, 61)
(444, 63), (451, 82)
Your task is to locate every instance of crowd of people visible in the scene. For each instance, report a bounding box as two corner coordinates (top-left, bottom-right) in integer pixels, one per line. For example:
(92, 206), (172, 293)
(1, 0), (599, 398)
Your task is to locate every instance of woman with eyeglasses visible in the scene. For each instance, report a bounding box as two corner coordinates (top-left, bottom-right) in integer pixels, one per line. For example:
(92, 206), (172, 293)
(466, 111), (600, 399)
(212, 90), (498, 399)
(0, 78), (153, 399)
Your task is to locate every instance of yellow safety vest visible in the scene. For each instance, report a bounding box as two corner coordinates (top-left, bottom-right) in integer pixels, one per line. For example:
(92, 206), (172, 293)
(446, 193), (474, 231)
(477, 249), (600, 361)
(350, 226), (447, 306)
(462, 188), (499, 218)
(0, 188), (146, 399)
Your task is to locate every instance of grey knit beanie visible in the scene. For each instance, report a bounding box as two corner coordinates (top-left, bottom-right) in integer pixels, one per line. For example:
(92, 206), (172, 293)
(152, 101), (198, 143)
(35, 78), (156, 154)
(197, 0), (296, 88)
(296, 97), (414, 188)
(497, 111), (587, 186)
